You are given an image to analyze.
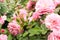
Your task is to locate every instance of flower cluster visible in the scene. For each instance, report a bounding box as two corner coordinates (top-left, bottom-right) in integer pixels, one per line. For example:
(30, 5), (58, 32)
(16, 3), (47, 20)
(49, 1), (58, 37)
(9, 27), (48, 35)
(0, 0), (60, 40)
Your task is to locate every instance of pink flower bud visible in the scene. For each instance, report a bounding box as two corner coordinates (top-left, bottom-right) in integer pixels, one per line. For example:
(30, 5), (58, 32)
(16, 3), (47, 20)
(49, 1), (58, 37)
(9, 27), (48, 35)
(0, 29), (5, 33)
(26, 0), (36, 10)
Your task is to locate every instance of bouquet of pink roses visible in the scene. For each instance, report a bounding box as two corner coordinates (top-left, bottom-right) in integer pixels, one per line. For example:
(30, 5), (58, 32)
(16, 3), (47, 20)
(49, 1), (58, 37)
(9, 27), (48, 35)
(0, 0), (60, 40)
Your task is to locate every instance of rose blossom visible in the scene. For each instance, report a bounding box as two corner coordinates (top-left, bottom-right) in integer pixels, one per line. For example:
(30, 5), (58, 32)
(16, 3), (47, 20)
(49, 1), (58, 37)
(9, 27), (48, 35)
(45, 13), (60, 31)
(0, 34), (7, 40)
(35, 0), (56, 13)
(29, 11), (44, 21)
(7, 20), (21, 36)
(52, 29), (60, 37)
(32, 11), (41, 20)
(48, 32), (60, 40)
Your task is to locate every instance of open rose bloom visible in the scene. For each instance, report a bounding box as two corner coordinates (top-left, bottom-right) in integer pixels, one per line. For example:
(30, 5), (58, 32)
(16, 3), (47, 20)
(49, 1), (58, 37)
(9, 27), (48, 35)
(7, 20), (21, 36)
(48, 32), (60, 40)
(45, 13), (60, 31)
(45, 13), (60, 40)
(0, 34), (7, 40)
(35, 0), (56, 13)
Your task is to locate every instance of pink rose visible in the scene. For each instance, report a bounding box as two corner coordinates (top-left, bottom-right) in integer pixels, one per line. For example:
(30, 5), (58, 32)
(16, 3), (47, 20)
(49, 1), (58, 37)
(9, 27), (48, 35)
(35, 0), (56, 13)
(48, 32), (60, 40)
(26, 0), (36, 10)
(7, 20), (21, 36)
(45, 13), (60, 31)
(53, 30), (60, 37)
(0, 34), (7, 40)
(32, 11), (41, 20)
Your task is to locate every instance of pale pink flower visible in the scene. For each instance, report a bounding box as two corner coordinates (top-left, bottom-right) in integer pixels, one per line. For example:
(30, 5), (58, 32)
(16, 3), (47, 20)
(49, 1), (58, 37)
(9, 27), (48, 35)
(53, 30), (60, 37)
(48, 32), (60, 40)
(26, 0), (36, 10)
(32, 11), (41, 20)
(0, 17), (4, 24)
(35, 0), (55, 13)
(7, 20), (20, 36)
(0, 34), (7, 40)
(28, 11), (42, 21)
(45, 13), (60, 31)
(53, 0), (60, 6)
(0, 15), (6, 24)
(19, 9), (27, 21)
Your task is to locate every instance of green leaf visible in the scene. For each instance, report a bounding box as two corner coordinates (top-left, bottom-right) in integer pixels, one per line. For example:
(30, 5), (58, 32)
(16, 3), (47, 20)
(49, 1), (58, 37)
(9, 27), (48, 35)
(6, 18), (12, 22)
(28, 26), (41, 36)
(0, 3), (8, 16)
(8, 34), (12, 40)
(22, 37), (28, 40)
(17, 34), (23, 40)
(40, 24), (48, 35)
(0, 24), (2, 29)
(7, 10), (14, 18)
(23, 31), (28, 37)
(4, 29), (8, 34)
(20, 0), (28, 7)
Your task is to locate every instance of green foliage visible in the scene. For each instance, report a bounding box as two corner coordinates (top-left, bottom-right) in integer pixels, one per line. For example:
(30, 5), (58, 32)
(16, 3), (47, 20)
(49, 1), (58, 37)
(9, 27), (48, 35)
(23, 31), (28, 37)
(8, 34), (12, 40)
(0, 3), (8, 16)
(0, 24), (2, 29)
(20, 0), (28, 7)
(40, 24), (48, 35)
(7, 10), (13, 18)
(16, 21), (48, 40)
(28, 26), (41, 36)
